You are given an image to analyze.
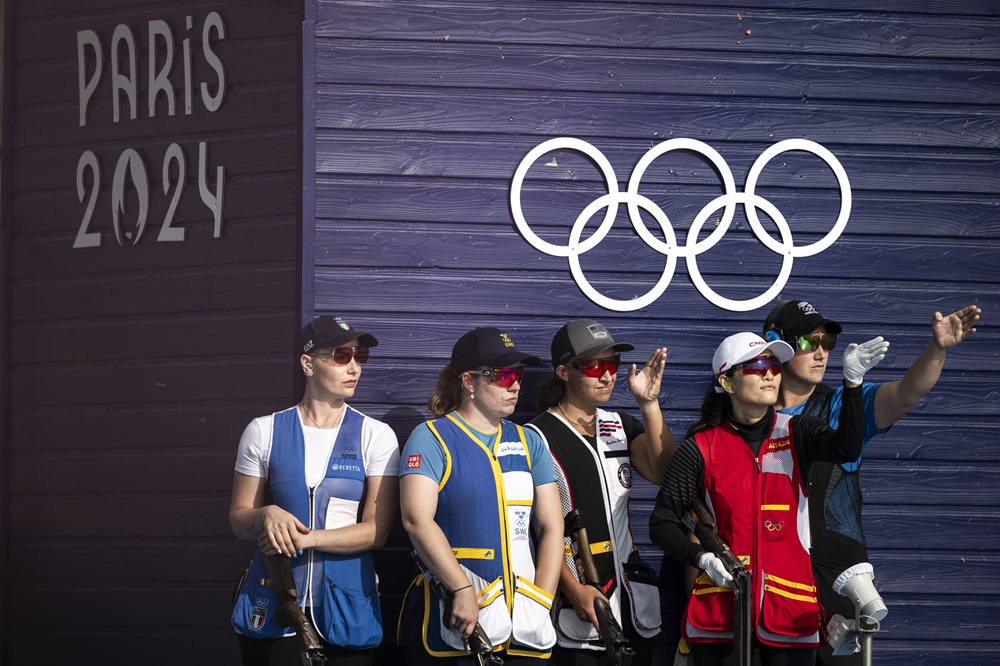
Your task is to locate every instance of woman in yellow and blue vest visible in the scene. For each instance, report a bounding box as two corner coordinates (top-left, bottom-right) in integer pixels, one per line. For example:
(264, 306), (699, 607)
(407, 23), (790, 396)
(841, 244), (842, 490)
(229, 316), (400, 665)
(398, 326), (565, 664)
(649, 331), (885, 666)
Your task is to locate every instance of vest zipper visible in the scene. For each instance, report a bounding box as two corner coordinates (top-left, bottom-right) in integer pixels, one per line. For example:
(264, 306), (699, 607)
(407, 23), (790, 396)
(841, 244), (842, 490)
(305, 485), (315, 611)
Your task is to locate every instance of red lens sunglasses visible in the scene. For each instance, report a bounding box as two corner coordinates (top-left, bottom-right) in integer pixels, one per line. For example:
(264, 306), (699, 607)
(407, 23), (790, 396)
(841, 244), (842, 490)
(466, 366), (525, 388)
(736, 355), (782, 377)
(569, 354), (621, 378)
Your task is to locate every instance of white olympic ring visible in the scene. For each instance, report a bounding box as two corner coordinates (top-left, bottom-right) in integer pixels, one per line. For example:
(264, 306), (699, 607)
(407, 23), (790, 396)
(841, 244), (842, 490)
(510, 137), (851, 312)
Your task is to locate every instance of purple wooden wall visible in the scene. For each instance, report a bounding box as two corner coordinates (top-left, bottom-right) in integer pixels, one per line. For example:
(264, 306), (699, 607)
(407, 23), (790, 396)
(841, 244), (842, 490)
(308, 1), (1000, 663)
(2, 0), (303, 663)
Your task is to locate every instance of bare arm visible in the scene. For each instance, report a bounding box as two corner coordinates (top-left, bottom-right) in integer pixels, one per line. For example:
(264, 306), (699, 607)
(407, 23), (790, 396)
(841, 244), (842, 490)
(530, 481), (566, 595)
(627, 347), (678, 483)
(399, 473), (479, 639)
(311, 474), (399, 555)
(228, 471), (309, 556)
(874, 305), (980, 430)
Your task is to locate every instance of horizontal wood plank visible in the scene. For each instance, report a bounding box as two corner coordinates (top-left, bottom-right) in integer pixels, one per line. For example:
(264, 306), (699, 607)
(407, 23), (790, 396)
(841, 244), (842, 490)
(314, 41), (1000, 105)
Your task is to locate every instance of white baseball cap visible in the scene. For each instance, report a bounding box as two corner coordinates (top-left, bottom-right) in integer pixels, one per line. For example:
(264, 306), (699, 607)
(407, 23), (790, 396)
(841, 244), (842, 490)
(712, 332), (795, 376)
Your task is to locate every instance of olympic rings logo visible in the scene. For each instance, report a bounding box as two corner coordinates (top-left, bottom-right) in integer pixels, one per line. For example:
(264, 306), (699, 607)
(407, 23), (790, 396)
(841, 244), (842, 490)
(510, 138), (852, 312)
(764, 520), (784, 532)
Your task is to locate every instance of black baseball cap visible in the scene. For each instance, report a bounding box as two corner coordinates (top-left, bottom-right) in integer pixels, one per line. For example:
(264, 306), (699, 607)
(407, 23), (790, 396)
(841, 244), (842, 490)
(550, 319), (635, 368)
(300, 316), (378, 354)
(763, 300), (843, 344)
(450, 327), (541, 373)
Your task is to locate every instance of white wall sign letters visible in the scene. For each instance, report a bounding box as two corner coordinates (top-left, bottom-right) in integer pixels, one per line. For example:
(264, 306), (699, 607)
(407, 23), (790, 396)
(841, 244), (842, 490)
(511, 137), (851, 312)
(73, 12), (228, 248)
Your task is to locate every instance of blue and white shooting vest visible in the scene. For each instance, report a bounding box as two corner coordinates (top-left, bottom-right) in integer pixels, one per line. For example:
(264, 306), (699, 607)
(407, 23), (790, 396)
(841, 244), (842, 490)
(232, 405), (383, 649)
(402, 413), (557, 658)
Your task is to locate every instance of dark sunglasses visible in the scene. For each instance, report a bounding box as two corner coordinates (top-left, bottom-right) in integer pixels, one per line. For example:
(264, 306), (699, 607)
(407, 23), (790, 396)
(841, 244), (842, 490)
(734, 355), (782, 377)
(466, 365), (525, 388)
(796, 333), (838, 353)
(569, 354), (621, 378)
(310, 346), (370, 365)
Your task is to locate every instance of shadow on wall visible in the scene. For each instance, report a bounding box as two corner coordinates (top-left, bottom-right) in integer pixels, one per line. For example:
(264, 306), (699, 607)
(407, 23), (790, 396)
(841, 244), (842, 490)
(374, 405), (424, 664)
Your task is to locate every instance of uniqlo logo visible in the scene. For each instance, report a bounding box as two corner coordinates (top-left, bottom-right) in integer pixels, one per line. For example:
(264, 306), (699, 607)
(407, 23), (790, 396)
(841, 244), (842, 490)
(407, 455), (422, 469)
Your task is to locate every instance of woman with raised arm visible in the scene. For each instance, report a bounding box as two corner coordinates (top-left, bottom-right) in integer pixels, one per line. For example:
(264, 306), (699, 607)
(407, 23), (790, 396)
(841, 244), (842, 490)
(649, 332), (884, 666)
(398, 326), (565, 665)
(526, 319), (676, 666)
(229, 316), (400, 666)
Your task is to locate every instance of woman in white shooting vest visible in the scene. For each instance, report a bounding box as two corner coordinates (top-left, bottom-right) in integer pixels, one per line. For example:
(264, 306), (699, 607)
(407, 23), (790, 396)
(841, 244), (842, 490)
(527, 319), (677, 666)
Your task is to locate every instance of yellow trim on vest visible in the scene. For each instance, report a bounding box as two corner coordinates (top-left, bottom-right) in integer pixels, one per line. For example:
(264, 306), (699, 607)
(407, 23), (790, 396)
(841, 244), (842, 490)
(478, 581), (505, 608)
(564, 545), (574, 557)
(507, 647), (553, 659)
(418, 575), (467, 658)
(589, 540), (613, 555)
(444, 413), (517, 625)
(425, 421), (453, 491)
(764, 573), (816, 592)
(515, 424), (532, 466)
(507, 499), (533, 506)
(764, 584), (817, 604)
(516, 575), (555, 609)
(258, 578), (272, 586)
(692, 585), (733, 595)
(452, 548), (495, 560)
(760, 504), (790, 511)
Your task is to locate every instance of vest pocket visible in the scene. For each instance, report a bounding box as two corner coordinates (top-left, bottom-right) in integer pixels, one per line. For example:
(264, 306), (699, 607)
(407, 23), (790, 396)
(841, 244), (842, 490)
(231, 567), (288, 640)
(685, 571), (734, 633)
(511, 575), (557, 650)
(623, 557), (662, 636)
(438, 571), (512, 652)
(758, 571), (819, 638)
(318, 579), (383, 649)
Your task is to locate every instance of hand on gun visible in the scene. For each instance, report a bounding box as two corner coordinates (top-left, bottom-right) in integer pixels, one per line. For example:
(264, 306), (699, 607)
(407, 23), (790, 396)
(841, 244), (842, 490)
(566, 579), (609, 632)
(698, 552), (735, 589)
(447, 584), (481, 641)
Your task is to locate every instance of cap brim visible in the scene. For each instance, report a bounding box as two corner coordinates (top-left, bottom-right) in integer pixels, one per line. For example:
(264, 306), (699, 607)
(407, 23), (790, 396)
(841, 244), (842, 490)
(570, 341), (636, 362)
(488, 350), (542, 367)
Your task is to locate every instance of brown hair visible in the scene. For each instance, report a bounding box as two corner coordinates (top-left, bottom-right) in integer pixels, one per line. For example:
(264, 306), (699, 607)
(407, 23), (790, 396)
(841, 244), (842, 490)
(428, 365), (465, 417)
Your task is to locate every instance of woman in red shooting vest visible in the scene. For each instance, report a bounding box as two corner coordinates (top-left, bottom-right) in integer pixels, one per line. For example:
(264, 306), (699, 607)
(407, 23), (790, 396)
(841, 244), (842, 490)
(649, 331), (885, 666)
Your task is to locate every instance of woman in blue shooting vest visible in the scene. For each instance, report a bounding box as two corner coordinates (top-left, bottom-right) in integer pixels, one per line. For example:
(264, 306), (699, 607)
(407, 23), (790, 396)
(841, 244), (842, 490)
(229, 316), (401, 666)
(398, 326), (566, 664)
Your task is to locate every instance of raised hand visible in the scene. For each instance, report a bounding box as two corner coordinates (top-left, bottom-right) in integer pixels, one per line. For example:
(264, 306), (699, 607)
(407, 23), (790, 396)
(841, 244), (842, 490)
(627, 347), (667, 405)
(931, 305), (981, 351)
(843, 336), (890, 386)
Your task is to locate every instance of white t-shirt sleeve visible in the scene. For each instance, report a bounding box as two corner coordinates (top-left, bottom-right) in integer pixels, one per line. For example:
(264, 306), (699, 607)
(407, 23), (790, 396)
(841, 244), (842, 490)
(234, 415), (272, 479)
(364, 418), (401, 477)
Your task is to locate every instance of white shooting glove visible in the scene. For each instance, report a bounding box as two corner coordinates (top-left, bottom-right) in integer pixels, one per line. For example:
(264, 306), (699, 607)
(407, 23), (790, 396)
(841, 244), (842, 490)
(697, 552), (734, 589)
(842, 336), (889, 385)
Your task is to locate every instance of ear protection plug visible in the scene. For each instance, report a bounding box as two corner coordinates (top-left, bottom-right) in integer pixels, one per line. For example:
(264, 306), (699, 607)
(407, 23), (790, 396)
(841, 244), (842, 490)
(305, 362), (312, 369)
(720, 377), (731, 390)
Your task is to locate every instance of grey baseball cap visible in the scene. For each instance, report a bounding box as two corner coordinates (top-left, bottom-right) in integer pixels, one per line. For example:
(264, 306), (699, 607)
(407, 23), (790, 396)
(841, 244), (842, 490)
(550, 319), (635, 368)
